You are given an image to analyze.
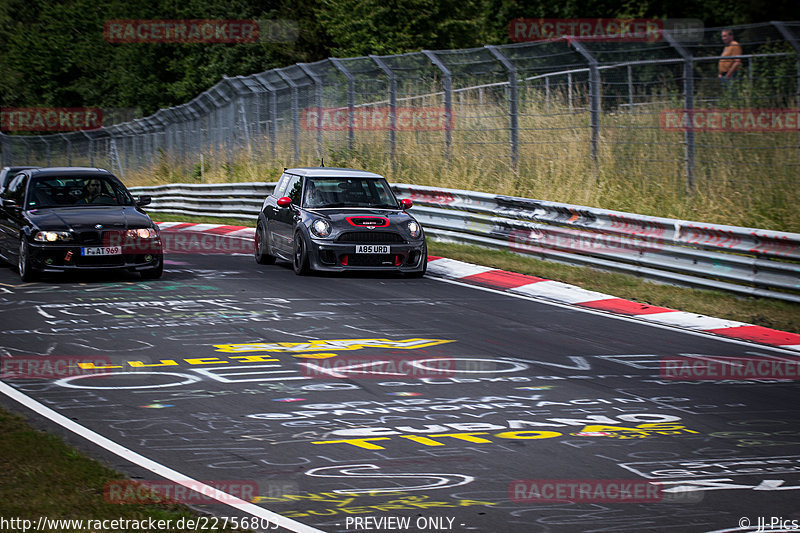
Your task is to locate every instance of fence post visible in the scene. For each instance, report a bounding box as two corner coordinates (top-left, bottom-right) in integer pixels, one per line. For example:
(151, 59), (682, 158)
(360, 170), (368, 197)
(298, 63), (324, 162)
(567, 72), (573, 112)
(422, 50), (453, 161)
(330, 58), (356, 153)
(42, 137), (50, 166)
(370, 55), (397, 173)
(276, 69), (300, 163)
(254, 74), (278, 159)
(80, 132), (94, 167)
(545, 75), (551, 112)
(627, 64), (634, 110)
(772, 22), (800, 182)
(486, 45), (519, 171)
(0, 133), (7, 166)
(665, 31), (696, 192)
(568, 39), (600, 167)
(227, 97), (236, 163)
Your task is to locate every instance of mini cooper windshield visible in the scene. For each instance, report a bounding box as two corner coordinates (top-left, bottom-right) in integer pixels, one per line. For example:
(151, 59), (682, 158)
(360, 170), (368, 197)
(27, 176), (135, 208)
(303, 177), (399, 209)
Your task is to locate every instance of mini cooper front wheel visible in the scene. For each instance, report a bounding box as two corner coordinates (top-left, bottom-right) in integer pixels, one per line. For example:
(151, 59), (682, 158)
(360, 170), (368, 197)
(292, 232), (310, 275)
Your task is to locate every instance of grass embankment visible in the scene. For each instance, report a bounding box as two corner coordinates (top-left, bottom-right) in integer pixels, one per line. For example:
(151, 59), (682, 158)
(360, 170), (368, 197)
(0, 409), (249, 532)
(154, 212), (800, 334)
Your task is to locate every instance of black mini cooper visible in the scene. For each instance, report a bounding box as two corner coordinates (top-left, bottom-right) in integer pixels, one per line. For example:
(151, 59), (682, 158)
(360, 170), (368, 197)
(255, 167), (427, 276)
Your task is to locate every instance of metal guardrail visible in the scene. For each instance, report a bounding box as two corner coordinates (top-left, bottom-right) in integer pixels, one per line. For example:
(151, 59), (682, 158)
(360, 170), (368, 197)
(130, 182), (800, 303)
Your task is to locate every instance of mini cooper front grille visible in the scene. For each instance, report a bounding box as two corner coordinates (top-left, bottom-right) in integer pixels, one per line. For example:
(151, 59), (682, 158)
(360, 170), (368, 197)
(335, 231), (405, 244)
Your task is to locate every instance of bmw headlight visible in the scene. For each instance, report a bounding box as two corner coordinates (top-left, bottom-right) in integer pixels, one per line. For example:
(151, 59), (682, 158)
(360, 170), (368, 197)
(406, 220), (421, 238)
(310, 218), (331, 238)
(127, 228), (157, 239)
(34, 231), (72, 242)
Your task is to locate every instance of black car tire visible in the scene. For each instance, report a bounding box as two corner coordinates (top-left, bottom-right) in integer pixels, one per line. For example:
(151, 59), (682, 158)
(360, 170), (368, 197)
(254, 222), (276, 265)
(140, 256), (163, 280)
(18, 238), (37, 282)
(292, 231), (310, 275)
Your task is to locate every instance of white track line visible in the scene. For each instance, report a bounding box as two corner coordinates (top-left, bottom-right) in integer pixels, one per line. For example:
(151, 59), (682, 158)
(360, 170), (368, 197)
(0, 380), (323, 533)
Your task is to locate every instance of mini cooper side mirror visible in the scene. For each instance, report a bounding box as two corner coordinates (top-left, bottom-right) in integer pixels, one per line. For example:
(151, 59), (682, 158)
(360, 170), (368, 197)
(400, 198), (413, 210)
(136, 195), (152, 207)
(277, 196), (292, 208)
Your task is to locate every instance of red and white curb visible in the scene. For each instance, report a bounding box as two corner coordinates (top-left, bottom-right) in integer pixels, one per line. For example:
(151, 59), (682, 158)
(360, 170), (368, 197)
(426, 256), (800, 353)
(157, 221), (255, 239)
(156, 222), (800, 353)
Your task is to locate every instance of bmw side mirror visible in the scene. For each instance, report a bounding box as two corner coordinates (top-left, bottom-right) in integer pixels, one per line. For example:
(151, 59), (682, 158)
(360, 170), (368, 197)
(136, 195), (152, 207)
(400, 198), (413, 210)
(277, 196), (292, 208)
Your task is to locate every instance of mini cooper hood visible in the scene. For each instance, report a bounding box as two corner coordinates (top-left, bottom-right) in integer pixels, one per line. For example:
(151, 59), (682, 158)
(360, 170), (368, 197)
(27, 206), (153, 231)
(305, 208), (406, 221)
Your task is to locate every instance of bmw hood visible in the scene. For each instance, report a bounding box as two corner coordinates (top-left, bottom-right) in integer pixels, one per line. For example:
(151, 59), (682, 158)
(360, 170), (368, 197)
(27, 206), (154, 232)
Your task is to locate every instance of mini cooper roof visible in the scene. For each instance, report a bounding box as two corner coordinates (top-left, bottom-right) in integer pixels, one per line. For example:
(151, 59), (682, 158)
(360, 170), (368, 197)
(282, 167), (385, 179)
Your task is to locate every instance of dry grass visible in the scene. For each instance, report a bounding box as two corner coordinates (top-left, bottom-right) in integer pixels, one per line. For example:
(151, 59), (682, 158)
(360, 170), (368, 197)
(122, 89), (799, 233)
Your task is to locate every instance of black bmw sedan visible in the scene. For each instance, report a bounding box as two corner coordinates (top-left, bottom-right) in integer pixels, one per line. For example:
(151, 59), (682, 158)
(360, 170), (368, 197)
(0, 167), (163, 281)
(255, 167), (427, 276)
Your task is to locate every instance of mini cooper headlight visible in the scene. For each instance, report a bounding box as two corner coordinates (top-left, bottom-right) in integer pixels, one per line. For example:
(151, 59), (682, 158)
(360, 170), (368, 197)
(406, 220), (421, 238)
(34, 231), (72, 242)
(310, 218), (332, 238)
(126, 228), (157, 239)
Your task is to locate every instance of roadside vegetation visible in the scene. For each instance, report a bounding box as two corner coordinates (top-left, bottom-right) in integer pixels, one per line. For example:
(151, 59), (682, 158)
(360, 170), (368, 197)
(125, 90), (800, 234)
(0, 409), (249, 532)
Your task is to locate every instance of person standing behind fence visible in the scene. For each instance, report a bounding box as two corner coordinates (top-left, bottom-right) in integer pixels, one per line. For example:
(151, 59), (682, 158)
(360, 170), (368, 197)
(718, 29), (742, 90)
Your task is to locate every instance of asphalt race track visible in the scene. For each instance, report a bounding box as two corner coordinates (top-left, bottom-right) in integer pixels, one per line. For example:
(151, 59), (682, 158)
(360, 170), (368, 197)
(1, 245), (799, 533)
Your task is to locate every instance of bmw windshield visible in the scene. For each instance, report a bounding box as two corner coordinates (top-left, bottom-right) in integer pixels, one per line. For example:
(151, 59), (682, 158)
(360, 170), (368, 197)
(302, 177), (399, 209)
(27, 176), (135, 209)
